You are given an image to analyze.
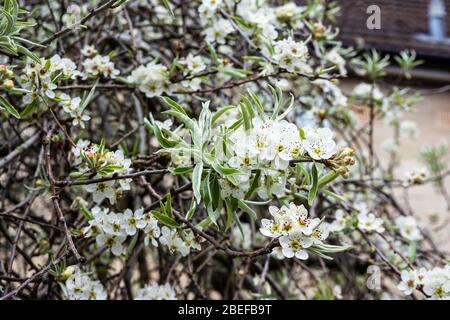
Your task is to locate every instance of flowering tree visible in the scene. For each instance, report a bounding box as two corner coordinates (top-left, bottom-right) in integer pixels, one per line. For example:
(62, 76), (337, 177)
(0, 0), (448, 300)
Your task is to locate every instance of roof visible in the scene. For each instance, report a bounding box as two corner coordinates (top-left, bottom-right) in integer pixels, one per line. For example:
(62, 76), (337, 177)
(334, 0), (450, 59)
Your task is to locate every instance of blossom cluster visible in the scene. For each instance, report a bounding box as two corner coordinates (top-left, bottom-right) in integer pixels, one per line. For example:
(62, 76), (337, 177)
(18, 55), (94, 127)
(18, 46), (120, 129)
(224, 116), (341, 200)
(178, 54), (207, 91)
(404, 168), (428, 186)
(71, 140), (132, 204)
(61, 266), (107, 300)
(61, 266), (177, 300)
(273, 37), (310, 73)
(135, 283), (177, 300)
(259, 203), (331, 260)
(395, 216), (422, 241)
(81, 45), (119, 79)
(82, 206), (202, 257)
(127, 53), (209, 97)
(82, 207), (150, 255)
(355, 203), (385, 233)
(352, 83), (384, 103)
(195, 0), (346, 77)
(398, 266), (450, 300)
(2, 0), (445, 301)
(0, 64), (15, 90)
(21, 56), (77, 102)
(127, 61), (170, 97)
(159, 226), (203, 257)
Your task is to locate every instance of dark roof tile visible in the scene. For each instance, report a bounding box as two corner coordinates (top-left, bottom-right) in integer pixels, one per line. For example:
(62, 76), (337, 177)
(333, 0), (450, 58)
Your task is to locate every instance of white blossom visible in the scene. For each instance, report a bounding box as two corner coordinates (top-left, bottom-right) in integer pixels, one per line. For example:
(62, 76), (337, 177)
(204, 19), (234, 44)
(135, 283), (177, 300)
(82, 54), (119, 79)
(127, 61), (169, 98)
(397, 270), (418, 295)
(352, 83), (384, 101)
(273, 37), (309, 73)
(395, 216), (422, 241)
(159, 226), (190, 256)
(303, 127), (337, 160)
(357, 212), (385, 233)
(62, 266), (107, 300)
(84, 178), (117, 204)
(122, 208), (147, 236)
(179, 53), (206, 74)
(279, 231), (313, 259)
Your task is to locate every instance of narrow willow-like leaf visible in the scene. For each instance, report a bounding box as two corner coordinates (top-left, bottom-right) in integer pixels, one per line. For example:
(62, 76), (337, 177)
(16, 44), (41, 64)
(322, 189), (347, 203)
(185, 199), (196, 220)
(308, 164), (319, 205)
(0, 96), (20, 119)
(318, 171), (340, 186)
(161, 0), (174, 17)
(237, 199), (257, 220)
(211, 105), (235, 124)
(192, 162), (203, 204)
(151, 210), (180, 228)
(160, 96), (188, 116)
(126, 232), (139, 256)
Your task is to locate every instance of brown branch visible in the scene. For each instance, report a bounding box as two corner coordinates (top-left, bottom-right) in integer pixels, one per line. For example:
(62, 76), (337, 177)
(43, 125), (84, 263)
(55, 168), (169, 187)
(37, 0), (118, 48)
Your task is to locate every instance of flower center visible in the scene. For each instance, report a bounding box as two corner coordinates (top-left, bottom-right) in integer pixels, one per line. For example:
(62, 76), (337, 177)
(271, 224), (280, 233)
(434, 286), (443, 297)
(106, 237), (116, 247)
(282, 222), (293, 233)
(291, 147), (301, 157)
(298, 217), (309, 226)
(313, 229), (321, 238)
(313, 146), (322, 155)
(290, 239), (302, 251)
(277, 144), (285, 152)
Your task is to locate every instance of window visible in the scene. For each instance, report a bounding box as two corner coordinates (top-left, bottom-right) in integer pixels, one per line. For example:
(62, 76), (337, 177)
(416, 0), (450, 44)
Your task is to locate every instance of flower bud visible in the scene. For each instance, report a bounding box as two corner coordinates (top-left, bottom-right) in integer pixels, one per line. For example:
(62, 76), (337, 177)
(338, 166), (349, 175)
(222, 58), (231, 66)
(62, 266), (76, 279)
(3, 79), (14, 90)
(316, 108), (326, 119)
(313, 22), (326, 38)
(344, 156), (355, 165)
(5, 69), (13, 78)
(342, 147), (354, 157)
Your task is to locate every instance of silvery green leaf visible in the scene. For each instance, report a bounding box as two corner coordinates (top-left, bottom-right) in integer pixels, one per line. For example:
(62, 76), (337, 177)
(211, 105), (235, 125)
(151, 210), (180, 228)
(312, 243), (352, 253)
(192, 162), (203, 204)
(0, 96), (20, 119)
(308, 164), (319, 205)
(237, 199), (257, 220)
(322, 189), (347, 203)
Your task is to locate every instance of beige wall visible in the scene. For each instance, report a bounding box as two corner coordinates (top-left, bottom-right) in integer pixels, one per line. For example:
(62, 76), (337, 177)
(341, 79), (450, 252)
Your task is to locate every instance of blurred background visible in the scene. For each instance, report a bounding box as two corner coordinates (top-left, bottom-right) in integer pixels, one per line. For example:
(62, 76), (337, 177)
(332, 0), (450, 250)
